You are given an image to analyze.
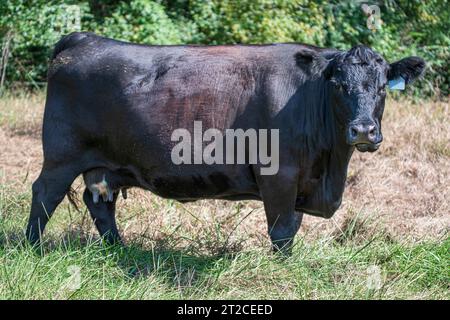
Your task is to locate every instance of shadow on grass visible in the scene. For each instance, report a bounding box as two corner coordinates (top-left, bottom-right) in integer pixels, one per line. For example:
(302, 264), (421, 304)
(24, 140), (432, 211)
(0, 227), (239, 289)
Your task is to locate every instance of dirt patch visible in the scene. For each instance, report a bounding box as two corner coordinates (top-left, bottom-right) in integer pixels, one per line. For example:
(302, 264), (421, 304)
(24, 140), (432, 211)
(0, 95), (448, 245)
(0, 127), (42, 184)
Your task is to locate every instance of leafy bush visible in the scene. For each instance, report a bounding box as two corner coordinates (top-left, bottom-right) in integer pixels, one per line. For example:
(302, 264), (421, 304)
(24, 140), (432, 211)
(0, 0), (448, 97)
(0, 0), (92, 88)
(100, 0), (182, 44)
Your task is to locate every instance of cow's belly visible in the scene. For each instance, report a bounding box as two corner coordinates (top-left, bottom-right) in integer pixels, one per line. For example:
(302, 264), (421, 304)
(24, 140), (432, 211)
(130, 162), (260, 201)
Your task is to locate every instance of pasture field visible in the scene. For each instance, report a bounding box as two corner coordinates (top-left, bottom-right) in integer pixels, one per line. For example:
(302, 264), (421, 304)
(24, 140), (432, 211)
(0, 92), (448, 299)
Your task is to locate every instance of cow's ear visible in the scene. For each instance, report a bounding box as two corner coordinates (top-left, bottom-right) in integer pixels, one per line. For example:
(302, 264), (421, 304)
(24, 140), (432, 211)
(295, 49), (328, 76)
(388, 57), (426, 85)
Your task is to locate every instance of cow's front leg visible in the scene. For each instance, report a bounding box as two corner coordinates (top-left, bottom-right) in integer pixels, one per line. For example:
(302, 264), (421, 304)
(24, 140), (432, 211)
(83, 188), (122, 245)
(267, 209), (303, 254)
(257, 170), (302, 255)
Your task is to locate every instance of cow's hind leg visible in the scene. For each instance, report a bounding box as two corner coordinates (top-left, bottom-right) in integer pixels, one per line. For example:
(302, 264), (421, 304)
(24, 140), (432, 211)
(26, 165), (80, 245)
(83, 188), (122, 245)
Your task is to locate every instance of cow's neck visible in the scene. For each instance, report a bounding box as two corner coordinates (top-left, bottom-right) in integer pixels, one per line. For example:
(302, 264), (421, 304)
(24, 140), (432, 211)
(296, 76), (354, 199)
(321, 92), (354, 205)
(325, 135), (354, 200)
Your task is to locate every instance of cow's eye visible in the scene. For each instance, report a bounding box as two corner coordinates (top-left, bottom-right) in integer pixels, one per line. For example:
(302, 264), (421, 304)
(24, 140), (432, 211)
(338, 83), (348, 93)
(330, 79), (346, 93)
(333, 81), (343, 91)
(378, 87), (386, 94)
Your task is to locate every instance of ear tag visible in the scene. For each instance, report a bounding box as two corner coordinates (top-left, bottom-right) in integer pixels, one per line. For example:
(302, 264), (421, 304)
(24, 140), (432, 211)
(388, 76), (405, 90)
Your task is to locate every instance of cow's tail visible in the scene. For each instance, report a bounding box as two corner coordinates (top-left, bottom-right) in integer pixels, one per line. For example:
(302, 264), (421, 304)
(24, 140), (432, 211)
(51, 31), (93, 60)
(66, 186), (81, 212)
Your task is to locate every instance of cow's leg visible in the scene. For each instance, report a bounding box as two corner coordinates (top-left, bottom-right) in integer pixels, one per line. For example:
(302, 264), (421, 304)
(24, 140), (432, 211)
(258, 172), (302, 255)
(266, 208), (303, 255)
(26, 165), (80, 245)
(83, 188), (122, 245)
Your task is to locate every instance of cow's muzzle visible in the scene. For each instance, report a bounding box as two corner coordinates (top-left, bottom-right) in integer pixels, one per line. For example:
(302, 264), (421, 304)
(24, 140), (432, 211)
(347, 122), (382, 152)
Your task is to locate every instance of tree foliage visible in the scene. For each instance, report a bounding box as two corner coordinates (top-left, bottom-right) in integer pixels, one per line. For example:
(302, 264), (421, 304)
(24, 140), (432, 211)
(1, 0), (448, 97)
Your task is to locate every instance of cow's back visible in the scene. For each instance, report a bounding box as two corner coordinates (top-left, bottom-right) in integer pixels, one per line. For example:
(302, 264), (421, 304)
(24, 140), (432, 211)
(47, 33), (306, 155)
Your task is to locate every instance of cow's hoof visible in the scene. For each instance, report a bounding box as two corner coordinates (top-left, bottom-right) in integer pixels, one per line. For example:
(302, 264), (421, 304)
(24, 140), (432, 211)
(102, 235), (123, 247)
(271, 239), (294, 256)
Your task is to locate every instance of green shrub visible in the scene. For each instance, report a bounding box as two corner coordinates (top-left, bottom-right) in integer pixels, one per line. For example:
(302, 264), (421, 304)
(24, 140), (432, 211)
(100, 0), (182, 44)
(0, 0), (448, 97)
(182, 0), (327, 45)
(0, 0), (92, 87)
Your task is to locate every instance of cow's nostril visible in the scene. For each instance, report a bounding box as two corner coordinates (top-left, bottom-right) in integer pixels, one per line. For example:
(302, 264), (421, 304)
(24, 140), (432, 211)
(351, 128), (358, 138)
(369, 127), (376, 135)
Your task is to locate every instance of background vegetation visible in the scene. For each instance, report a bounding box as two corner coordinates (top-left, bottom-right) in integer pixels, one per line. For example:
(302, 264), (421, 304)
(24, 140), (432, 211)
(0, 0), (448, 97)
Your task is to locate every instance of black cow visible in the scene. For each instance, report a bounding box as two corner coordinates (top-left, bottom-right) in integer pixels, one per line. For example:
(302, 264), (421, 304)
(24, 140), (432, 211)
(26, 32), (425, 252)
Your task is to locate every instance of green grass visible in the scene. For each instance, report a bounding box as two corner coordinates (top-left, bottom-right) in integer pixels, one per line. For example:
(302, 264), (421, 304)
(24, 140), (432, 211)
(0, 182), (448, 300)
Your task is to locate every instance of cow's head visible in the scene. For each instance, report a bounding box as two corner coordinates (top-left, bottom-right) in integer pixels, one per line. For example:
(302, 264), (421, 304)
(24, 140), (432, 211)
(298, 46), (425, 152)
(329, 46), (425, 152)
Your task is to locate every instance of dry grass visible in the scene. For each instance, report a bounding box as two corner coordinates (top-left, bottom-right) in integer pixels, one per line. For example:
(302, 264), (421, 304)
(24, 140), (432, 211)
(0, 92), (448, 250)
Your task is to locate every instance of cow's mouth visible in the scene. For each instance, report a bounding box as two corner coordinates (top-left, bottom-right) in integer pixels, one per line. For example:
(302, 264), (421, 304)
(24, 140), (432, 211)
(355, 143), (381, 153)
